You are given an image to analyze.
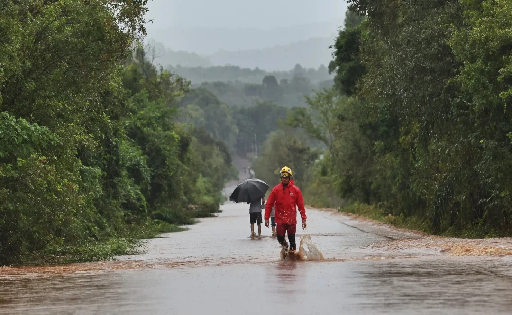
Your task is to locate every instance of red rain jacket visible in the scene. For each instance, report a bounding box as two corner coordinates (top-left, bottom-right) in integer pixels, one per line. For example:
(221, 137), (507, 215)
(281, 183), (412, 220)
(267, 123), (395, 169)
(264, 181), (306, 225)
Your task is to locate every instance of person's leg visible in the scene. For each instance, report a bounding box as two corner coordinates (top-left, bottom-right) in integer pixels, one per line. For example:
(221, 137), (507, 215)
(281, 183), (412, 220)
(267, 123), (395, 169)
(257, 212), (262, 236)
(287, 224), (297, 251)
(271, 217), (276, 236)
(288, 234), (296, 251)
(276, 224), (288, 248)
(250, 213), (256, 237)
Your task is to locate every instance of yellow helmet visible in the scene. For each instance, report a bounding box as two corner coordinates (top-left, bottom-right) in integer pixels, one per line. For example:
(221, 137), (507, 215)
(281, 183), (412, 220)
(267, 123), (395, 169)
(280, 166), (293, 178)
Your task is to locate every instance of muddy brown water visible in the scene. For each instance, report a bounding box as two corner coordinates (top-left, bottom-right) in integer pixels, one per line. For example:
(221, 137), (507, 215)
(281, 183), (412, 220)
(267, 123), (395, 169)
(1, 193), (512, 314)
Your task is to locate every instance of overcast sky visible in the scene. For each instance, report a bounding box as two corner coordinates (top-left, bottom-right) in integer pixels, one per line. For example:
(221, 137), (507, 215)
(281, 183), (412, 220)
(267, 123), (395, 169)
(146, 0), (348, 30)
(144, 0), (348, 68)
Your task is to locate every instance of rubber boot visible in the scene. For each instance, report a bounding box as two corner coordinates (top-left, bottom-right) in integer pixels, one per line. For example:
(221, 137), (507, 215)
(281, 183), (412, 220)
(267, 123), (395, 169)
(277, 235), (288, 249)
(278, 235), (289, 259)
(288, 234), (296, 251)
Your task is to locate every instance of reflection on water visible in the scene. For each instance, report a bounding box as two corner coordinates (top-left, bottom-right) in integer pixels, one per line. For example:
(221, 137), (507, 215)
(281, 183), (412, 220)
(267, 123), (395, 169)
(352, 257), (512, 314)
(1, 259), (512, 314)
(273, 261), (300, 300)
(0, 274), (126, 314)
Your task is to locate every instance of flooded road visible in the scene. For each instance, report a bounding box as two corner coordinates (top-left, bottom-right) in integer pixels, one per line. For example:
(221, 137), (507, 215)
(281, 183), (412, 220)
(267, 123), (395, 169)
(1, 200), (512, 314)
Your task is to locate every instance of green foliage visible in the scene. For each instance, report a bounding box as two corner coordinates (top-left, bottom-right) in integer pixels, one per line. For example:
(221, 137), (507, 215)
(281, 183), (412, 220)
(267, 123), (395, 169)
(178, 84), (291, 158)
(0, 1), (234, 265)
(199, 75), (319, 108)
(189, 127), (238, 204)
(180, 88), (238, 149)
(287, 88), (344, 151)
(0, 0), (149, 265)
(329, 9), (366, 96)
(288, 88), (385, 205)
(170, 64), (334, 110)
(302, 0), (512, 237)
(168, 64), (332, 85)
(233, 101), (291, 157)
(339, 203), (429, 233)
(252, 129), (319, 187)
(147, 39), (213, 68)
(36, 238), (138, 265)
(301, 156), (345, 209)
(200, 81), (258, 108)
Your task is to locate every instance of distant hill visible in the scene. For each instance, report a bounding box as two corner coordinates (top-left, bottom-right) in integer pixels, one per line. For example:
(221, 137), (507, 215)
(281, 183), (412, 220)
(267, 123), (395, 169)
(146, 21), (342, 55)
(147, 39), (212, 68)
(209, 37), (335, 70)
(148, 36), (336, 71)
(168, 64), (333, 85)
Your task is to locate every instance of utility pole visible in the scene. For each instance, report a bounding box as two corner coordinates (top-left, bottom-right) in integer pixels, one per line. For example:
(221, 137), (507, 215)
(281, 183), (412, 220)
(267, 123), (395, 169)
(254, 133), (258, 156)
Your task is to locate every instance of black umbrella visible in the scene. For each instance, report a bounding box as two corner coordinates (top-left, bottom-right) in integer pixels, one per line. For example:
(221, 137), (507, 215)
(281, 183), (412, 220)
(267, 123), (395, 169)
(229, 179), (269, 203)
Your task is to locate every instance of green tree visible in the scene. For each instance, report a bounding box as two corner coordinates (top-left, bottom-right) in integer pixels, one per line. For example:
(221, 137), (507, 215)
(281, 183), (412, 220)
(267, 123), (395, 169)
(0, 0), (237, 265)
(328, 0), (512, 236)
(234, 101), (290, 156)
(262, 75), (282, 102)
(0, 0), (150, 264)
(328, 8), (366, 96)
(252, 129), (318, 187)
(180, 88), (238, 149)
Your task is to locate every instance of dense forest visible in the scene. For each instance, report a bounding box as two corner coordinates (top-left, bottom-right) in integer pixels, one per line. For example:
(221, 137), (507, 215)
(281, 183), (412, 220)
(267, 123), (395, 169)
(0, 0), (237, 265)
(254, 1), (512, 238)
(168, 64), (333, 85)
(198, 76), (333, 108)
(168, 64), (333, 108)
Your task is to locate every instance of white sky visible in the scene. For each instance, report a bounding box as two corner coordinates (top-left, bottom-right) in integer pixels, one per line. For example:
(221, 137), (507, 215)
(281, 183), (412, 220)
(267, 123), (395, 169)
(145, 0), (348, 30)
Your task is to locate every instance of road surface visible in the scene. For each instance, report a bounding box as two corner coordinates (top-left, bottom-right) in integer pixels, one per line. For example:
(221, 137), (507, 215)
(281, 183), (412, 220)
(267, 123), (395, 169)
(1, 198), (512, 314)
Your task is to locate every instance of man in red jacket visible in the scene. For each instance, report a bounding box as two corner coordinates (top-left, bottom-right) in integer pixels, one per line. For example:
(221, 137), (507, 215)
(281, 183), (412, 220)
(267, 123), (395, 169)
(264, 166), (307, 252)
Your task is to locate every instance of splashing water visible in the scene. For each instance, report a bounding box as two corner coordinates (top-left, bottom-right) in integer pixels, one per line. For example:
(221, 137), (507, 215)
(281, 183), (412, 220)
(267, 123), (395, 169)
(280, 234), (325, 261)
(298, 234), (325, 261)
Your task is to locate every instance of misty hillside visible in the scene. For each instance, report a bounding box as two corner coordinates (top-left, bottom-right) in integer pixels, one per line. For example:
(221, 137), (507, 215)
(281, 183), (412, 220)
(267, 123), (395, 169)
(149, 36), (336, 71)
(146, 21), (342, 55)
(167, 64), (333, 85)
(210, 37), (335, 70)
(147, 39), (212, 67)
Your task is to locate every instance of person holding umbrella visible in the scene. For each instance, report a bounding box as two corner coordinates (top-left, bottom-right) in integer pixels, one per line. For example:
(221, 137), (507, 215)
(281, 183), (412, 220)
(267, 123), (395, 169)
(264, 166), (307, 253)
(249, 196), (265, 238)
(229, 178), (270, 238)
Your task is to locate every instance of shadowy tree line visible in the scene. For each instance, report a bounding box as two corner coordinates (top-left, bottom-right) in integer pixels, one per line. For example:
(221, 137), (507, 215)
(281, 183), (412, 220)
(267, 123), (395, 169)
(178, 87), (292, 158)
(168, 64), (332, 85)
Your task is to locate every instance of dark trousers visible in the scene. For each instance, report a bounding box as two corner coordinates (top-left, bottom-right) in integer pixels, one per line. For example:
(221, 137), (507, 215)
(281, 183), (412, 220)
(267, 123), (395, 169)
(276, 223), (296, 250)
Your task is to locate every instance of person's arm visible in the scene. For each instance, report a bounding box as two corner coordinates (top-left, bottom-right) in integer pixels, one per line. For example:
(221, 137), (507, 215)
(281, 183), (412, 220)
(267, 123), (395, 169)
(264, 189), (275, 226)
(296, 188), (307, 229)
